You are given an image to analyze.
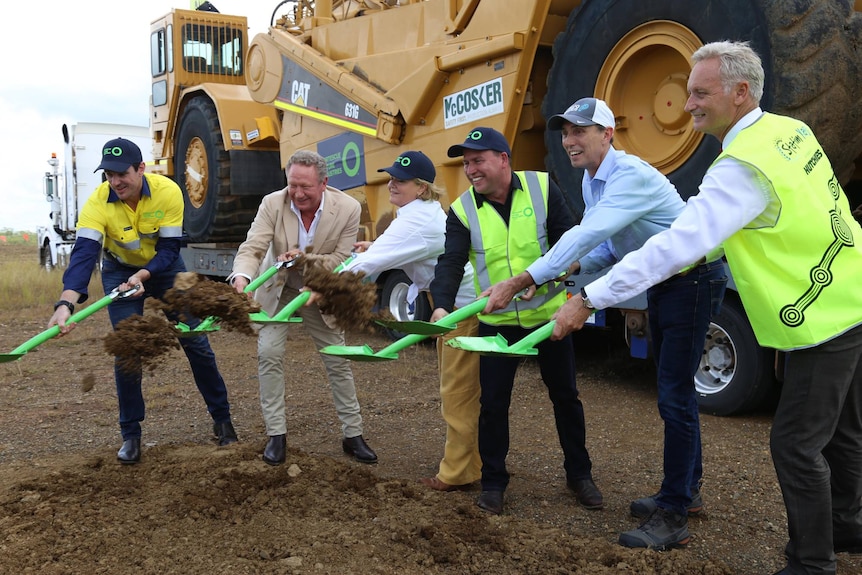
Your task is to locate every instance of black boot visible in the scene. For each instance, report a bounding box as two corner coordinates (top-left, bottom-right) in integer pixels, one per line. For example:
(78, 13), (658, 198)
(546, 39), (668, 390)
(342, 435), (378, 464)
(213, 421), (238, 446)
(263, 434), (286, 465)
(117, 438), (141, 464)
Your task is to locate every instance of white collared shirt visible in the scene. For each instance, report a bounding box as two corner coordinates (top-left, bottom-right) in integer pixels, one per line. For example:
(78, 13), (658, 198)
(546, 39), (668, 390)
(342, 198), (475, 307)
(587, 108), (771, 309)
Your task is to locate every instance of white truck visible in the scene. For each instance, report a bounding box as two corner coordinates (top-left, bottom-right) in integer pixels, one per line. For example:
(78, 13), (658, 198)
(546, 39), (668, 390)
(38, 122), (153, 270)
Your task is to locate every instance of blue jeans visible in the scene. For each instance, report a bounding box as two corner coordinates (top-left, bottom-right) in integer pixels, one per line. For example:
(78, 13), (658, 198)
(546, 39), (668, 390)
(101, 256), (232, 440)
(647, 260), (727, 515)
(477, 322), (592, 492)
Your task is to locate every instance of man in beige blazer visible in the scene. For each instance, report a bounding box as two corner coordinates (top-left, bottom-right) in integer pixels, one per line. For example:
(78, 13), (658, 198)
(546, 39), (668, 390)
(228, 150), (378, 465)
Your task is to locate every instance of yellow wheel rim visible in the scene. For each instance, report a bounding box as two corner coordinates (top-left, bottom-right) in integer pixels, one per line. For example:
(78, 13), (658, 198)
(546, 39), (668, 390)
(596, 21), (704, 174)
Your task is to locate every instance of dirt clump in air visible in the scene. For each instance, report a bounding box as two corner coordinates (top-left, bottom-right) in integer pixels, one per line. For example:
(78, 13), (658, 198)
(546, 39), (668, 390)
(104, 314), (181, 374)
(160, 272), (261, 336)
(299, 255), (379, 332)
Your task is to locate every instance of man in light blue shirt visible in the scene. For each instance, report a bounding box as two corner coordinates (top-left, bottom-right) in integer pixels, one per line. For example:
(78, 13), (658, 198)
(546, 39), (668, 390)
(483, 98), (727, 551)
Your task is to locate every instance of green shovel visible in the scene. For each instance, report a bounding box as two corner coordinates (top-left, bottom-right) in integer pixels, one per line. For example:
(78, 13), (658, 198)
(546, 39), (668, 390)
(0, 285), (141, 363)
(175, 256), (304, 335)
(374, 288), (532, 336)
(445, 320), (556, 357)
(248, 254), (357, 325)
(319, 296), (490, 361)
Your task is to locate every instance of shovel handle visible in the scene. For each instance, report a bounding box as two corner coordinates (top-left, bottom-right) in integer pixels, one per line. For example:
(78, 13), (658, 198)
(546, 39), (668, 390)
(245, 264), (281, 293)
(257, 256), (354, 323)
(508, 321), (556, 352)
(438, 297), (489, 326)
(373, 296), (490, 356)
(9, 293), (116, 355)
(269, 290), (312, 321)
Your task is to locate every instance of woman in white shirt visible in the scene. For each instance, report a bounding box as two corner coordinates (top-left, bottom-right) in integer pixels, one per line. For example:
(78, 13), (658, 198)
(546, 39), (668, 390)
(343, 151), (481, 492)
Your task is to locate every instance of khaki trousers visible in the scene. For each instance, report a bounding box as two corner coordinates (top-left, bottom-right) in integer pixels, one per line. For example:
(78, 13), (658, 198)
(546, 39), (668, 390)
(257, 288), (363, 438)
(435, 314), (482, 485)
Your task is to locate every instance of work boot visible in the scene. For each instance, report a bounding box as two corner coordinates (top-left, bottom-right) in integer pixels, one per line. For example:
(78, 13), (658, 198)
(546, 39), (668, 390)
(476, 490), (504, 515)
(342, 435), (378, 464)
(619, 507), (690, 550)
(567, 478), (604, 510)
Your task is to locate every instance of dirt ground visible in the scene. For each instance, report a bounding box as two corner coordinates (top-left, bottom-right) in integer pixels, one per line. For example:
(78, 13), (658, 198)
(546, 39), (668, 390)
(1, 264), (861, 574)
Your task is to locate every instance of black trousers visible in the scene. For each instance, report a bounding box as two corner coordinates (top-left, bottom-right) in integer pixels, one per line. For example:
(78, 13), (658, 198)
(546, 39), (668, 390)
(771, 323), (862, 574)
(476, 322), (593, 491)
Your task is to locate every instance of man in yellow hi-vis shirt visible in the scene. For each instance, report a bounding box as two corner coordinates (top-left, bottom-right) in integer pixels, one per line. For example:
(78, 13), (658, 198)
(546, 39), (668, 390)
(48, 138), (238, 465)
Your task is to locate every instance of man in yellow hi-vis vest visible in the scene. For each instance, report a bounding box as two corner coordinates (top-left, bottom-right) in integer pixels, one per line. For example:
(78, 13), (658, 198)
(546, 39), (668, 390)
(430, 127), (601, 516)
(556, 42), (862, 574)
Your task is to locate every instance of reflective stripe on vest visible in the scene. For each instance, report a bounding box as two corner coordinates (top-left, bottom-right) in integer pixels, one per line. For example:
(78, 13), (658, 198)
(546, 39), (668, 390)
(452, 171), (566, 327)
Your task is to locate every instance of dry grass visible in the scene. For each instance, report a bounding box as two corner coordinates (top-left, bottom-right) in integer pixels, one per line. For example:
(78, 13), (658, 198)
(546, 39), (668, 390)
(0, 244), (105, 320)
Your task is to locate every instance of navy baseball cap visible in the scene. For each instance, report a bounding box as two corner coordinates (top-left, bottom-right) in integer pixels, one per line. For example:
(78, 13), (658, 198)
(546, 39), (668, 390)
(95, 138), (143, 172)
(377, 151), (436, 182)
(447, 127), (512, 158)
(547, 98), (616, 130)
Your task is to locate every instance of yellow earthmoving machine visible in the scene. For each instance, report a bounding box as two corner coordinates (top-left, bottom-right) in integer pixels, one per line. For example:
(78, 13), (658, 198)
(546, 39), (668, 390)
(147, 0), (862, 415)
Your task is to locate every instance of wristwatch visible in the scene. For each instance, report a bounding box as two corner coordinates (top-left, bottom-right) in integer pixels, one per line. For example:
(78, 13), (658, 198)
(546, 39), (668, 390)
(53, 300), (75, 314)
(579, 288), (595, 310)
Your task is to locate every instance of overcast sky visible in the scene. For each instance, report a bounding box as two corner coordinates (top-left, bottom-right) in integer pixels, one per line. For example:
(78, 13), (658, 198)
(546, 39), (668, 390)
(1, 1), (277, 232)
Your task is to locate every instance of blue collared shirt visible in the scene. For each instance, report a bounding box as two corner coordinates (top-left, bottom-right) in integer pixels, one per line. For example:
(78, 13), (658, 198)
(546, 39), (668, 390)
(526, 147), (684, 285)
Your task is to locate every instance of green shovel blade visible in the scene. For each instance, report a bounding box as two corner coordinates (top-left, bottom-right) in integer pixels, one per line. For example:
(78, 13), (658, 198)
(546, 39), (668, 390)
(318, 344), (400, 362)
(174, 315), (221, 337)
(373, 318), (453, 335)
(445, 321), (555, 357)
(322, 297), (491, 361)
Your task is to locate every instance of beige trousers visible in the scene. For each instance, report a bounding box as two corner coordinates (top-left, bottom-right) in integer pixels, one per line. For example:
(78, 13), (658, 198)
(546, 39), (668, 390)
(257, 287), (363, 438)
(435, 314), (482, 485)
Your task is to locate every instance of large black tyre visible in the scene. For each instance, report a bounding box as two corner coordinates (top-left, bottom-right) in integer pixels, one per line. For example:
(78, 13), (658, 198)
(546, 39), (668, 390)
(175, 98), (259, 242)
(695, 296), (777, 416)
(379, 270), (432, 341)
(545, 0), (862, 212)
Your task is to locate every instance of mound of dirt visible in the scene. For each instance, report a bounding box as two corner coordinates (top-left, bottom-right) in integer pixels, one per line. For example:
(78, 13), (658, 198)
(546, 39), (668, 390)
(0, 442), (735, 575)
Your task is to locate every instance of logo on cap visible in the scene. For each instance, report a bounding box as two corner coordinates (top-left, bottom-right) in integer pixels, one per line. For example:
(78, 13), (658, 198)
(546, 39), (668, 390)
(469, 130), (484, 141)
(104, 145), (126, 158)
(396, 156), (412, 167)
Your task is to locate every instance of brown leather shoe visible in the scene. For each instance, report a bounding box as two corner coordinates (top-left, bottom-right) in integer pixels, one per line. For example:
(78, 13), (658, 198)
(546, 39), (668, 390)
(419, 476), (470, 492)
(568, 478), (604, 510)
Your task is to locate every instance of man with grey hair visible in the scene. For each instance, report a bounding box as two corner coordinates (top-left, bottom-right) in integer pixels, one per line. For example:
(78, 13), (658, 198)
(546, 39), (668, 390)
(229, 150), (378, 466)
(554, 41), (862, 574)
